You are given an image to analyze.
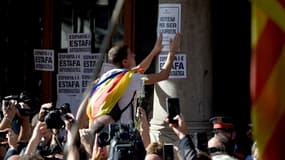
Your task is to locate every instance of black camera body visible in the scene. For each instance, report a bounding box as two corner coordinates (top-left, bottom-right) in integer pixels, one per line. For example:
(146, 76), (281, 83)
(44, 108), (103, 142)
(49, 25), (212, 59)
(97, 123), (146, 160)
(3, 95), (32, 116)
(44, 103), (71, 129)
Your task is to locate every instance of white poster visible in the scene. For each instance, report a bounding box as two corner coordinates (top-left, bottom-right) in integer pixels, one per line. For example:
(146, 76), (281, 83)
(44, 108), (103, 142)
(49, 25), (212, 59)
(81, 74), (93, 93)
(58, 53), (81, 73)
(56, 94), (82, 116)
(34, 49), (54, 71)
(68, 33), (91, 53)
(158, 3), (181, 51)
(158, 53), (186, 78)
(57, 74), (81, 95)
(82, 53), (101, 74)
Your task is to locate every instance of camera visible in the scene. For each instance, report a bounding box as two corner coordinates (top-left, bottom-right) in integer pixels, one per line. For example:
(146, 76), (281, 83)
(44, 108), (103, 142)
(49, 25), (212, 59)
(97, 123), (146, 160)
(3, 95), (31, 116)
(44, 103), (72, 129)
(3, 91), (39, 117)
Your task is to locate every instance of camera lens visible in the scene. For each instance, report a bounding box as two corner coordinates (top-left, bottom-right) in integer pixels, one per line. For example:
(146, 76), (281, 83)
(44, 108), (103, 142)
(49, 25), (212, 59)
(44, 110), (65, 129)
(98, 132), (110, 147)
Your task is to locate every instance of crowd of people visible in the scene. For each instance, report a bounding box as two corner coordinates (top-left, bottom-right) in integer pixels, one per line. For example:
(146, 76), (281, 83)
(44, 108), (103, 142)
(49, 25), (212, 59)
(0, 32), (258, 160)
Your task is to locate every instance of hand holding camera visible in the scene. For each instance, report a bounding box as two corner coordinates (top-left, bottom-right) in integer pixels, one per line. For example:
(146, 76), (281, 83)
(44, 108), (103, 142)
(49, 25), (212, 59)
(43, 103), (72, 129)
(1, 99), (17, 125)
(38, 103), (53, 122)
(2, 93), (35, 119)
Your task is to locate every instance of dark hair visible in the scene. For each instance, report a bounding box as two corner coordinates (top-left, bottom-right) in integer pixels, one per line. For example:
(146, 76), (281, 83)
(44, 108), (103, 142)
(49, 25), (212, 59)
(108, 43), (129, 68)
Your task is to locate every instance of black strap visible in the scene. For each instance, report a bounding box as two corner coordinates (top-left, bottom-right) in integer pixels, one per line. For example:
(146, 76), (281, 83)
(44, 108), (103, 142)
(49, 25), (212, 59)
(108, 91), (136, 122)
(121, 91), (136, 115)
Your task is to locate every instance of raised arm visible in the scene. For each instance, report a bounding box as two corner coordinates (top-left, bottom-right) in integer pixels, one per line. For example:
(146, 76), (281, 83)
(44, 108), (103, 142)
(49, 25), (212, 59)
(168, 115), (197, 160)
(145, 32), (181, 85)
(134, 33), (163, 72)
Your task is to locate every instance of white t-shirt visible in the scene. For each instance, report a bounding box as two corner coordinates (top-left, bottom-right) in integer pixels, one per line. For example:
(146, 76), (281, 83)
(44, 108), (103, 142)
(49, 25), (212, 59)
(118, 73), (144, 124)
(99, 68), (144, 124)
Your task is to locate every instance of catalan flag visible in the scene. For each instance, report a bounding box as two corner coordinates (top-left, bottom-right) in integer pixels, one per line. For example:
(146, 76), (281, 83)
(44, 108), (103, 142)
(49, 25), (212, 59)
(251, 0), (285, 159)
(86, 68), (136, 123)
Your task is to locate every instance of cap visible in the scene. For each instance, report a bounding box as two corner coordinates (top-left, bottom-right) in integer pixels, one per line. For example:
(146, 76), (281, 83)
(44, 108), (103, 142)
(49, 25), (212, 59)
(209, 116), (235, 129)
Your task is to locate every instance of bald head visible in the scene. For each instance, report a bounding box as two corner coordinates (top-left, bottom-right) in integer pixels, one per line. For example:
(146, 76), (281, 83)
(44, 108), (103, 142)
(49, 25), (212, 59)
(145, 154), (163, 160)
(208, 133), (234, 155)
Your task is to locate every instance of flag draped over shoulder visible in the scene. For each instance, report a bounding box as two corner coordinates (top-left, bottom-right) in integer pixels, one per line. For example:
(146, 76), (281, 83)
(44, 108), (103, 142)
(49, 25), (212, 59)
(86, 68), (136, 122)
(251, 0), (285, 159)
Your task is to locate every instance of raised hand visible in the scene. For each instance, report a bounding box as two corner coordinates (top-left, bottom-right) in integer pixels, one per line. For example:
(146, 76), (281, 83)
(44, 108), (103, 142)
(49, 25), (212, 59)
(169, 32), (181, 54)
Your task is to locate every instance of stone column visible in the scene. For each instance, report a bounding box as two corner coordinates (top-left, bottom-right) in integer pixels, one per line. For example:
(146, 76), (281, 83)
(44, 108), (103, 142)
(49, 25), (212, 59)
(150, 0), (212, 143)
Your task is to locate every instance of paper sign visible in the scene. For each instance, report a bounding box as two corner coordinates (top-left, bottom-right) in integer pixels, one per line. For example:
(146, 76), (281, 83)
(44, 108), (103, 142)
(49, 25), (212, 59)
(158, 3), (181, 51)
(57, 74), (81, 95)
(68, 33), (91, 53)
(158, 53), (186, 78)
(34, 49), (54, 71)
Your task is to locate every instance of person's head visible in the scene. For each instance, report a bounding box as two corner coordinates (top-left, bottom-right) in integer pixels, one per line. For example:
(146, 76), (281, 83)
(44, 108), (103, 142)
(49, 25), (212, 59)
(145, 154), (163, 160)
(210, 116), (236, 140)
(146, 142), (163, 160)
(208, 133), (235, 156)
(108, 43), (136, 69)
(7, 155), (20, 160)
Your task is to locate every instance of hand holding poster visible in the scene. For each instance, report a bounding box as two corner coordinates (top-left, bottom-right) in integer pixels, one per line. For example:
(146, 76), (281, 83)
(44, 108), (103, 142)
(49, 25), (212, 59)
(158, 3), (181, 51)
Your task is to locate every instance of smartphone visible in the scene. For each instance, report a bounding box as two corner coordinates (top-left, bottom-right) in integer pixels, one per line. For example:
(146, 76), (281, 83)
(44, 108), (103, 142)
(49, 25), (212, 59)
(163, 144), (174, 160)
(166, 97), (180, 125)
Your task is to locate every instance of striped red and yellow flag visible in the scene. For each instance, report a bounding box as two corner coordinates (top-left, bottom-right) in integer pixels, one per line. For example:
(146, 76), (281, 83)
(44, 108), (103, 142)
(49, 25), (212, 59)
(251, 0), (285, 159)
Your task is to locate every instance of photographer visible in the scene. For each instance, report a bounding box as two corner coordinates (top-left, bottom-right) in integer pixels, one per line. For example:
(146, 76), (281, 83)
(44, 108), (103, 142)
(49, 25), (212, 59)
(35, 103), (73, 159)
(1, 91), (40, 143)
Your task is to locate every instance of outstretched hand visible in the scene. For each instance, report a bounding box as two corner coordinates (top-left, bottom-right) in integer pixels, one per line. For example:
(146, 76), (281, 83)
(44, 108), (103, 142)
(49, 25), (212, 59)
(169, 32), (181, 54)
(167, 114), (188, 140)
(152, 33), (163, 55)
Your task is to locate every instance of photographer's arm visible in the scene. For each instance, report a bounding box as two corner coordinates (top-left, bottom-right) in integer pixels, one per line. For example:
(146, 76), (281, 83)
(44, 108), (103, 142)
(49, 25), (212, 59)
(64, 114), (80, 160)
(24, 122), (50, 154)
(18, 116), (31, 142)
(2, 128), (19, 160)
(137, 107), (150, 148)
(0, 100), (17, 130)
